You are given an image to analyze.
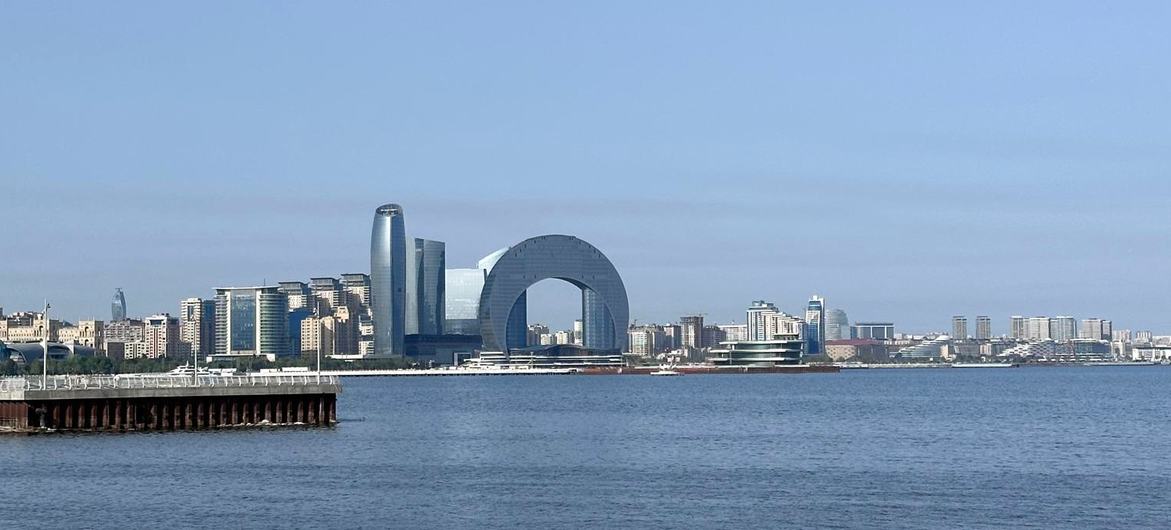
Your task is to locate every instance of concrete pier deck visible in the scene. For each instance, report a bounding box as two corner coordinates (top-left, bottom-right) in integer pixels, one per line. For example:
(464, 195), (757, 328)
(0, 374), (341, 433)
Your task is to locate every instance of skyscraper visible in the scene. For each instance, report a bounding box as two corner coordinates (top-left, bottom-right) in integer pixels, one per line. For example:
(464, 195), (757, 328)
(582, 288), (614, 349)
(952, 316), (968, 340)
(1050, 316), (1077, 341)
(111, 288), (127, 321)
(1010, 316), (1027, 339)
(371, 204), (406, 357)
(1080, 318), (1113, 341)
(976, 316), (992, 340)
(405, 238), (445, 335)
(1026, 317), (1051, 340)
(805, 295), (825, 355)
(680, 315), (704, 349)
(826, 309), (849, 340)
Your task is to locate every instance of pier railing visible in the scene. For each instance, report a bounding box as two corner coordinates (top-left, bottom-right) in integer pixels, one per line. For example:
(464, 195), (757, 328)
(0, 373), (340, 394)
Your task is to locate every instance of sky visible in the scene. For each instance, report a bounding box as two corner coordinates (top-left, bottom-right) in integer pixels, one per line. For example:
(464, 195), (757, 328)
(2, 1), (1170, 334)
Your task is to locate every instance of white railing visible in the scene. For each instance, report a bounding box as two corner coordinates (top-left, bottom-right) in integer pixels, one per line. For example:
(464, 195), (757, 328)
(0, 374), (340, 393)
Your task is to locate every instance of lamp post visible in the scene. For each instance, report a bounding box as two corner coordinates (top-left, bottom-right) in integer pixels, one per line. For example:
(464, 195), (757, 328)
(41, 300), (50, 388)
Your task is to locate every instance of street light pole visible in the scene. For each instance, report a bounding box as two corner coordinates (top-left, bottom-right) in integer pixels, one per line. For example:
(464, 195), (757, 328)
(41, 300), (50, 387)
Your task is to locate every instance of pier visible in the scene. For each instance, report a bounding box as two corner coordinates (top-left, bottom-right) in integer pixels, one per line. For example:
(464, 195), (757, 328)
(0, 373), (341, 433)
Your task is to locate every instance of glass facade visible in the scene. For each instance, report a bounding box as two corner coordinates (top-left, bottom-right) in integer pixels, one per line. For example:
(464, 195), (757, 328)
(826, 309), (849, 340)
(582, 288), (614, 349)
(805, 296), (825, 355)
(478, 235), (628, 353)
(111, 288), (127, 321)
(445, 268), (485, 335)
(214, 286), (289, 357)
(406, 238), (446, 335)
(230, 291), (256, 351)
(371, 204), (406, 356)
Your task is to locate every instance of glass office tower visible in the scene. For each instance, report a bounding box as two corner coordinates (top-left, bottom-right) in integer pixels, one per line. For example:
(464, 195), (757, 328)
(371, 204), (407, 357)
(213, 286), (288, 358)
(582, 288), (615, 349)
(111, 288), (127, 321)
(405, 238), (446, 335)
(805, 295), (825, 355)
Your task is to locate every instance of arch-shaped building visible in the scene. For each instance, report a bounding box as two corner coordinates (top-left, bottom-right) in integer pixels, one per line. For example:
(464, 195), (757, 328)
(477, 235), (629, 353)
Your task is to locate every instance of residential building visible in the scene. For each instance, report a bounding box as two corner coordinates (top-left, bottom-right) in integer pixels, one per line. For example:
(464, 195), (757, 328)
(180, 298), (216, 358)
(1010, 316), (1027, 339)
(310, 277), (343, 316)
(340, 273), (372, 314)
(1080, 318), (1113, 341)
(952, 316), (968, 340)
(277, 281), (311, 312)
(702, 325), (726, 349)
(975, 316), (991, 340)
(143, 314), (181, 358)
(746, 300), (779, 341)
(680, 315), (704, 349)
(1026, 317), (1051, 341)
(1050, 316), (1077, 341)
(718, 324), (748, 342)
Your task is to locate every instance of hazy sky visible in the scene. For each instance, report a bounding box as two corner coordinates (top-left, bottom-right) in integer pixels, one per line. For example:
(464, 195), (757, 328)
(2, 2), (1169, 334)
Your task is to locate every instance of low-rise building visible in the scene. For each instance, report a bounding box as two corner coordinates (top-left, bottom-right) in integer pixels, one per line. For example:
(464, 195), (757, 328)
(709, 334), (804, 366)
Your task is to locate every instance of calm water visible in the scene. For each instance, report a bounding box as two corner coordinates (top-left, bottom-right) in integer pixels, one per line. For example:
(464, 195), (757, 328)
(3, 367), (1171, 529)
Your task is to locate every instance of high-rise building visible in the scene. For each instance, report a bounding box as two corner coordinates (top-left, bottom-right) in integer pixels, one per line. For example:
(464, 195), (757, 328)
(825, 309), (849, 340)
(952, 316), (968, 340)
(310, 277), (343, 315)
(975, 316), (992, 340)
(718, 324), (748, 342)
(341, 273), (372, 314)
(371, 203), (407, 357)
(852, 322), (894, 340)
(805, 295), (825, 355)
(582, 289), (614, 349)
(1050, 316), (1077, 341)
(702, 325), (726, 349)
(278, 282), (311, 312)
(111, 288), (127, 321)
(179, 298), (216, 359)
(143, 313), (180, 358)
(1010, 316), (1027, 339)
(214, 286), (289, 359)
(406, 238), (445, 335)
(1026, 317), (1051, 341)
(1080, 318), (1113, 341)
(444, 268), (485, 335)
(661, 323), (682, 350)
(571, 319), (584, 345)
(746, 300), (779, 341)
(680, 315), (704, 349)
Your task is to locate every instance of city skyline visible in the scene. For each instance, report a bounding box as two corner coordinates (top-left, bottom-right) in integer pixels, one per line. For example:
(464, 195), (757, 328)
(4, 3), (1171, 330)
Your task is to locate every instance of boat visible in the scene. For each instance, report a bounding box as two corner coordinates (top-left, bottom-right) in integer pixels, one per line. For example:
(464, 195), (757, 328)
(649, 369), (683, 376)
(168, 363), (212, 376)
(951, 362), (1017, 368)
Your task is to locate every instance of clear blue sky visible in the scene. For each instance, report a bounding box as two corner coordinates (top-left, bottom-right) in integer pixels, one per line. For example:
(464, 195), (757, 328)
(2, 2), (1169, 334)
